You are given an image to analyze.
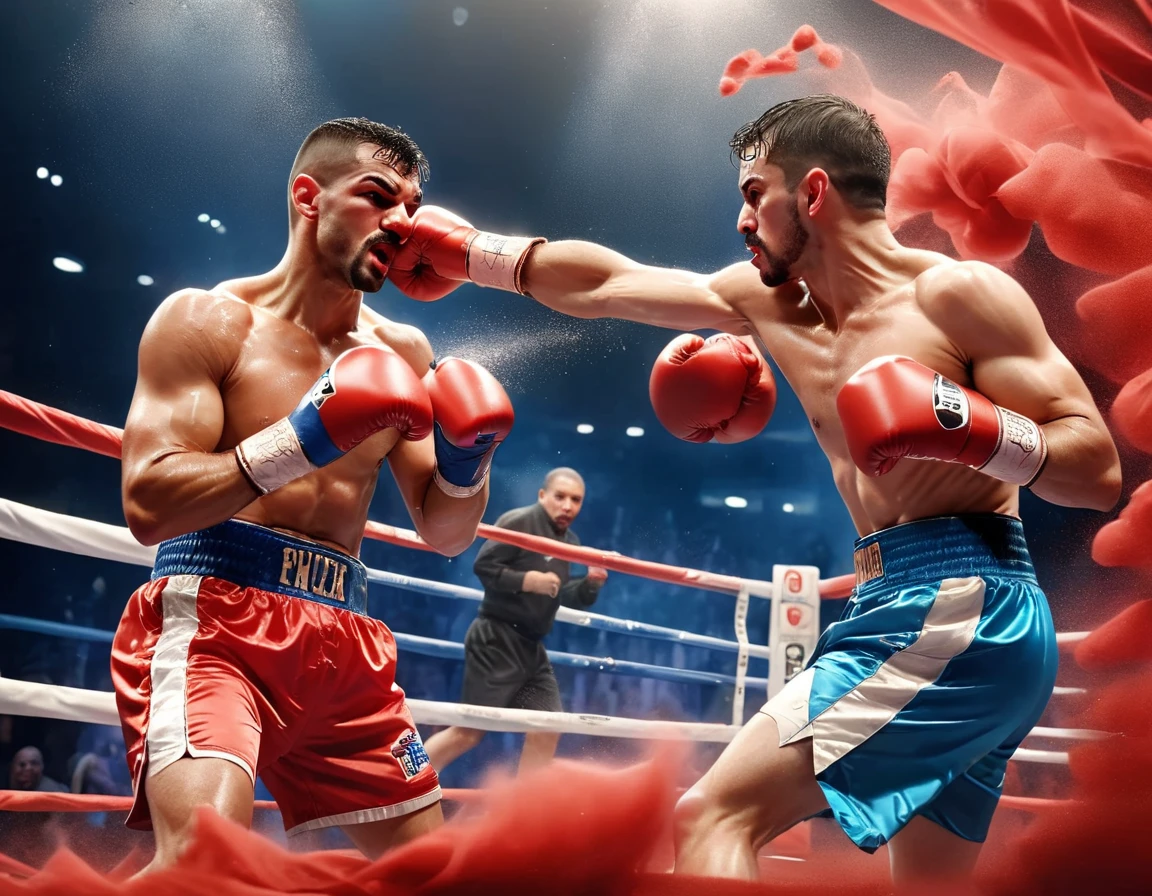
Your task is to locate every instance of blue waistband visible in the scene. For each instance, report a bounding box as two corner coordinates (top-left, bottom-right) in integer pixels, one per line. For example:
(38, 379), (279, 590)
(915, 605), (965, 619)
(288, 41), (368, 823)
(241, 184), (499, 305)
(852, 514), (1035, 596)
(152, 520), (369, 615)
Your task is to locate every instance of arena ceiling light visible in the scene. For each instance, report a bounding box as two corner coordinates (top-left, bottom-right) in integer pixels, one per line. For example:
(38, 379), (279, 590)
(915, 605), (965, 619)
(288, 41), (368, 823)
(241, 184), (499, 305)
(724, 496), (748, 509)
(36, 167), (49, 179)
(625, 426), (644, 437)
(576, 424), (594, 434)
(782, 502), (795, 513)
(52, 257), (84, 273)
(137, 275), (154, 286)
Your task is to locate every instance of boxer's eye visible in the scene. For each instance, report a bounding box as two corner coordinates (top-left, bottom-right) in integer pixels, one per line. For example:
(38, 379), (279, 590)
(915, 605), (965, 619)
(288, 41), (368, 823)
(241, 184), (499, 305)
(364, 192), (388, 208)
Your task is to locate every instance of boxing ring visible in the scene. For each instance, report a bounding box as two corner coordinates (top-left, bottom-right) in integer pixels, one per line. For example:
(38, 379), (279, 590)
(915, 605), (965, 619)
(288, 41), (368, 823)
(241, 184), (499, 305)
(0, 388), (1127, 885)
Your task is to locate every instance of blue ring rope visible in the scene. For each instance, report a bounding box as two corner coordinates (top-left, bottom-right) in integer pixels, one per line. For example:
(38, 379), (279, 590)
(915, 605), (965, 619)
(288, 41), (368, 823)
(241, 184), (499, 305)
(0, 615), (769, 690)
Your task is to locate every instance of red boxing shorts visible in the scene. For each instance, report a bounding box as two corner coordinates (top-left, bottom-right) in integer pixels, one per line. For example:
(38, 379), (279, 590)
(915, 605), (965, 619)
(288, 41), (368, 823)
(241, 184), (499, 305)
(111, 519), (440, 834)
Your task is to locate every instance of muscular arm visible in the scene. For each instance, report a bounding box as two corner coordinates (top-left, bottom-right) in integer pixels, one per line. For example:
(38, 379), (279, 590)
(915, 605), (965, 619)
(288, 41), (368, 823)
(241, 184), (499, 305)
(385, 329), (486, 557)
(924, 263), (1121, 511)
(520, 242), (756, 333)
(121, 292), (259, 545)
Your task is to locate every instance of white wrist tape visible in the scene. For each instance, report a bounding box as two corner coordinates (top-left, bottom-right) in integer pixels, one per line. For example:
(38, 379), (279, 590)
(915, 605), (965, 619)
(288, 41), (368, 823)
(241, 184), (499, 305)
(976, 406), (1048, 487)
(465, 232), (546, 294)
(433, 467), (488, 498)
(235, 418), (316, 495)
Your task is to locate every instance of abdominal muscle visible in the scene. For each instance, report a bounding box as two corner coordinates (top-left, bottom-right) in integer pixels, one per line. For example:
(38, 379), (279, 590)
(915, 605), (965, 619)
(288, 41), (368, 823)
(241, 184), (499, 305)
(833, 452), (1019, 537)
(226, 420), (399, 557)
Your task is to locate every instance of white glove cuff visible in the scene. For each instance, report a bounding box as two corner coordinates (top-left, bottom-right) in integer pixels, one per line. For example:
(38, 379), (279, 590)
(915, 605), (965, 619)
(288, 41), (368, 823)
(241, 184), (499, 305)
(976, 406), (1049, 487)
(465, 232), (546, 294)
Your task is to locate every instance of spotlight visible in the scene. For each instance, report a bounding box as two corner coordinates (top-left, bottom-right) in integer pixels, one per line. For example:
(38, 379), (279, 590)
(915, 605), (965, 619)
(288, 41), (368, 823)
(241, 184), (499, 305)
(724, 496), (748, 509)
(198, 213), (210, 223)
(576, 424), (594, 434)
(137, 275), (155, 286)
(52, 257), (84, 273)
(50, 174), (63, 186)
(782, 502), (795, 513)
(36, 167), (49, 179)
(625, 426), (644, 437)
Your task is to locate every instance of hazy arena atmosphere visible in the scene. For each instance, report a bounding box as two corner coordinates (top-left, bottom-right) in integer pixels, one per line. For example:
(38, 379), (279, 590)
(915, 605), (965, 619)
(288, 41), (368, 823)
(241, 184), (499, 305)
(1, 0), (1151, 892)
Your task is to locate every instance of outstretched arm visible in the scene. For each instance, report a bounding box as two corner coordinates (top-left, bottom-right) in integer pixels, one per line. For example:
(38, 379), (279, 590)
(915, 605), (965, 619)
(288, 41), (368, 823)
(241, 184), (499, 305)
(386, 205), (761, 333)
(520, 241), (751, 333)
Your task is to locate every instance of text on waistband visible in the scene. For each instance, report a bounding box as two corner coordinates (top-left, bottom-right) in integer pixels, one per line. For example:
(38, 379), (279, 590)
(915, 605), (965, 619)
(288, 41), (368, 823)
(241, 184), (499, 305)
(279, 547), (347, 603)
(854, 542), (884, 585)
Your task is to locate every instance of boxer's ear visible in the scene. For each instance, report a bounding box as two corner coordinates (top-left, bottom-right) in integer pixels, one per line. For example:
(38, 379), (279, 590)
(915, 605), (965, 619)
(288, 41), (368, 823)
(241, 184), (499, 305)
(799, 168), (830, 220)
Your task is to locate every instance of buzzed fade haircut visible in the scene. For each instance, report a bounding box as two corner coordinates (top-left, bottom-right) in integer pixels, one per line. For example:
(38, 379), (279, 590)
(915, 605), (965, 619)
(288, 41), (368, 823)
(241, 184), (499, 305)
(543, 467), (585, 491)
(730, 94), (891, 212)
(290, 117), (430, 193)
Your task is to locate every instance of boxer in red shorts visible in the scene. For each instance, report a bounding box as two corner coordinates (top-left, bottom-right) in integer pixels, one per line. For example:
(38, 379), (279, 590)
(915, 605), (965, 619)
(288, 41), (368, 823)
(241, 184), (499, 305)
(112, 118), (514, 873)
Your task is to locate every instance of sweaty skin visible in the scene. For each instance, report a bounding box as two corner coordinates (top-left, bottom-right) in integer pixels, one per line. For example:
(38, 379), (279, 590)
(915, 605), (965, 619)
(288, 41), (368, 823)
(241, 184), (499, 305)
(122, 146), (486, 557)
(118, 144), (477, 873)
(516, 155), (1120, 536)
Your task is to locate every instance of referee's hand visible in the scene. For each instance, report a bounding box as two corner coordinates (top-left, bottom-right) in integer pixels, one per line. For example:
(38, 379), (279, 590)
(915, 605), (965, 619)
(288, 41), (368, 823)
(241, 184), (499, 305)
(524, 570), (561, 598)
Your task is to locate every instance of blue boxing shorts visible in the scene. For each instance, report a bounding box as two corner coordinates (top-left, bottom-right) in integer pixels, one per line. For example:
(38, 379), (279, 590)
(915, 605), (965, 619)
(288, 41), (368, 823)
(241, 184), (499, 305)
(761, 514), (1057, 852)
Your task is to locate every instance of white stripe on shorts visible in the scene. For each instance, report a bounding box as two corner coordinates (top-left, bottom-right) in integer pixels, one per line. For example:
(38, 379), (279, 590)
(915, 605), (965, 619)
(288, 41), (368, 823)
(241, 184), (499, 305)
(145, 574), (254, 781)
(762, 576), (986, 775)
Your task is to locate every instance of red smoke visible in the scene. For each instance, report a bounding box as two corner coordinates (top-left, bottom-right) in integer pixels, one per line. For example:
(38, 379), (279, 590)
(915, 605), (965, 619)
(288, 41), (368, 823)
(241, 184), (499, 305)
(719, 0), (1152, 891)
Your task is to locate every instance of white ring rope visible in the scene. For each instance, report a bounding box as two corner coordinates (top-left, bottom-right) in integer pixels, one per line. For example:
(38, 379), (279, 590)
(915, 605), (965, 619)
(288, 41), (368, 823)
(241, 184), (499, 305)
(0, 497), (774, 662)
(0, 500), (1106, 763)
(0, 678), (1094, 760)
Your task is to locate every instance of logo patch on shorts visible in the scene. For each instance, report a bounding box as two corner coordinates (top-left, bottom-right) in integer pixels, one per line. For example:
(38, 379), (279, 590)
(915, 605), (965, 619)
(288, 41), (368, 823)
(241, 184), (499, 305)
(310, 372), (336, 409)
(390, 728), (431, 780)
(932, 374), (969, 430)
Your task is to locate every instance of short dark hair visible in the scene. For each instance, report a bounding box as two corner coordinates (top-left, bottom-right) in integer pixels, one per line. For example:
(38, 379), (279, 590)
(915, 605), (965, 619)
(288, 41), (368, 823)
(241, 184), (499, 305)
(730, 95), (890, 212)
(291, 117), (430, 186)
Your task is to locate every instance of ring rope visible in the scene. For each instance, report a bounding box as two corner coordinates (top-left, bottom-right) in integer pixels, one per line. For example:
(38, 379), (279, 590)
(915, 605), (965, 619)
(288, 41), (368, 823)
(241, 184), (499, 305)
(0, 496), (774, 671)
(0, 389), (855, 599)
(0, 678), (1083, 761)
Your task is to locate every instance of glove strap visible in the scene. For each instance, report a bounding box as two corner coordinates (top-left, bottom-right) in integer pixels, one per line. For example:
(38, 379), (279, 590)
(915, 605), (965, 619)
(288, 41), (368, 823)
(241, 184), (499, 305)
(432, 423), (496, 498)
(975, 406), (1049, 487)
(235, 418), (317, 495)
(465, 232), (546, 294)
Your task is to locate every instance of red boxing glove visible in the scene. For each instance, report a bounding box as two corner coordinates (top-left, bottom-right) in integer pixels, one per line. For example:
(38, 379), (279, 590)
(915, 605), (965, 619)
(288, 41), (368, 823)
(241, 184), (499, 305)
(837, 355), (1048, 485)
(649, 333), (777, 444)
(424, 358), (515, 497)
(236, 346), (433, 494)
(388, 206), (546, 301)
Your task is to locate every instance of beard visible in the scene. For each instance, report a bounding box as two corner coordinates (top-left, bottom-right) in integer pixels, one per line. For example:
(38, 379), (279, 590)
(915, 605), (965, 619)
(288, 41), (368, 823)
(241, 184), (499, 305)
(748, 205), (808, 288)
(348, 247), (382, 292)
(347, 232), (398, 293)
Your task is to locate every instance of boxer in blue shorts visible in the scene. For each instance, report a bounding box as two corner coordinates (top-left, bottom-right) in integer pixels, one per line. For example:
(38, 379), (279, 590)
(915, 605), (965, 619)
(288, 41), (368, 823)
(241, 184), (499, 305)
(385, 95), (1123, 886)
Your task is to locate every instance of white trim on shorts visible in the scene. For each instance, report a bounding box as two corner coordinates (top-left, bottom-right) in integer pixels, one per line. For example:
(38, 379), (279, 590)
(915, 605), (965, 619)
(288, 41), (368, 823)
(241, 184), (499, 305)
(761, 576), (986, 775)
(144, 573), (255, 782)
(285, 785), (444, 836)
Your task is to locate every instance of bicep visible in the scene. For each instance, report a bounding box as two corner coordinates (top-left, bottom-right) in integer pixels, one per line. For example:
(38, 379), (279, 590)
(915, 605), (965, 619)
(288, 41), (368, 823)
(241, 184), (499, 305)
(936, 266), (1102, 425)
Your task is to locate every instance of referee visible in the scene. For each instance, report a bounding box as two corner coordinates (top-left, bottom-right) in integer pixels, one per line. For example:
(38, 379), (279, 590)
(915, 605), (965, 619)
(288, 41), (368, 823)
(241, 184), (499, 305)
(423, 467), (607, 773)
